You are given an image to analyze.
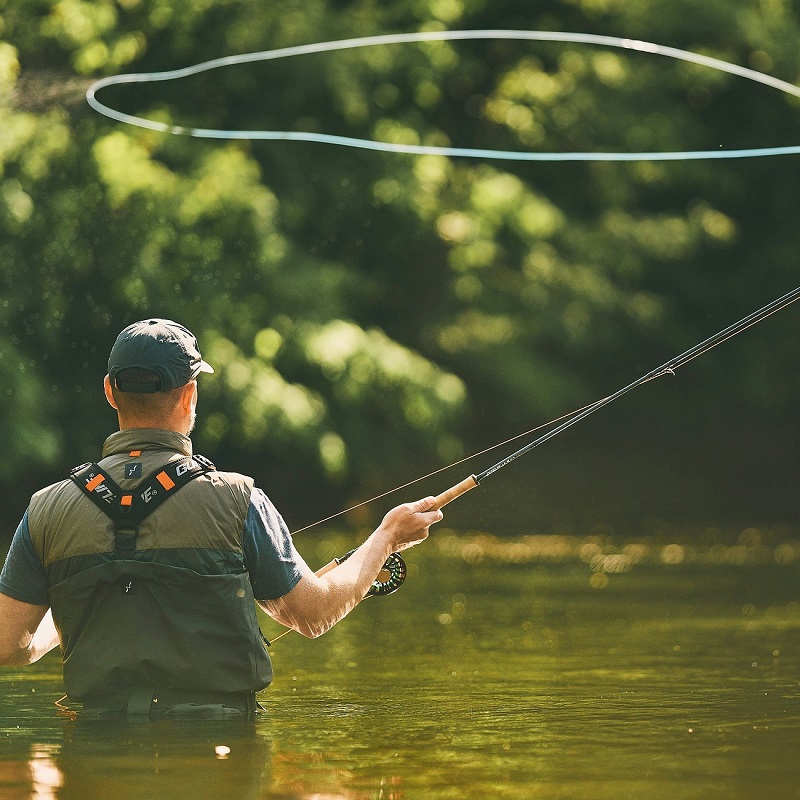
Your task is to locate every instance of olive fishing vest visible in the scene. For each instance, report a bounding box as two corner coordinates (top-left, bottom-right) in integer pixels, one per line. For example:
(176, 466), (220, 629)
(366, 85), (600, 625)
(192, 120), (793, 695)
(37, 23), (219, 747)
(27, 429), (272, 701)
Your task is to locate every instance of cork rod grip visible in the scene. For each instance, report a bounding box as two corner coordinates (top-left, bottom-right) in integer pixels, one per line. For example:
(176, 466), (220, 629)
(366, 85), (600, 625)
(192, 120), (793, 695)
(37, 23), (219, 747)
(432, 474), (480, 510)
(317, 476), (478, 575)
(316, 559), (338, 577)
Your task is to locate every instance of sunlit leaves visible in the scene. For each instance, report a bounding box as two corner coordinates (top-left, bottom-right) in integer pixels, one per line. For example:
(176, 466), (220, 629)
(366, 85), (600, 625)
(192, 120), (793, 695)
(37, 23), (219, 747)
(1, 0), (799, 523)
(177, 149), (277, 229)
(195, 322), (466, 482)
(93, 131), (176, 207)
(301, 319), (466, 433)
(0, 42), (19, 86)
(39, 0), (143, 74)
(201, 333), (325, 443)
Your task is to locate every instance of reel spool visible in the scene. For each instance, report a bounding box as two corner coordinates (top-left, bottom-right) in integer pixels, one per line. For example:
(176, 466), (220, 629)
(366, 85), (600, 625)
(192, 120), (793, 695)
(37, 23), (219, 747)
(336, 549), (407, 596)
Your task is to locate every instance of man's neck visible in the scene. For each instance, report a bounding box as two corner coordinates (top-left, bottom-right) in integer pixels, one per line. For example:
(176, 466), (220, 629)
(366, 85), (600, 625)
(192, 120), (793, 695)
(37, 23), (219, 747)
(117, 418), (190, 435)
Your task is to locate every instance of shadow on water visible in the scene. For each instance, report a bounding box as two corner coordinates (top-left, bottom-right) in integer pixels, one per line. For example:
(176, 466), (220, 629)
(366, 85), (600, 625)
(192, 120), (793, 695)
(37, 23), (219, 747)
(2, 528), (800, 799)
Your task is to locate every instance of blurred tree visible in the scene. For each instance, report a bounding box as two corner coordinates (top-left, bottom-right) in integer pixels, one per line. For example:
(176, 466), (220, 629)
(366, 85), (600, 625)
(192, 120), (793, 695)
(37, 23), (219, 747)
(1, 0), (799, 530)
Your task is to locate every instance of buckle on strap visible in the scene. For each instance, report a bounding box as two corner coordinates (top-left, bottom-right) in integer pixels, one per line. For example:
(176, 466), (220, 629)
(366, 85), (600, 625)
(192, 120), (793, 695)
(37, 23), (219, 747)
(114, 527), (138, 557)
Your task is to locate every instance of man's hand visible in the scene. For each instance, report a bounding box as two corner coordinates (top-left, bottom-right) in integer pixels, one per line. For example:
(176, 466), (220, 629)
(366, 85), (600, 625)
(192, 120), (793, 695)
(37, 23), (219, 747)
(376, 496), (443, 552)
(261, 496), (443, 638)
(0, 597), (58, 666)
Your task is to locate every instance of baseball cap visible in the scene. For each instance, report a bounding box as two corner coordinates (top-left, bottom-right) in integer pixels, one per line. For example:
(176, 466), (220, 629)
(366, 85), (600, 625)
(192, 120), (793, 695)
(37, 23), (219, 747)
(108, 319), (214, 393)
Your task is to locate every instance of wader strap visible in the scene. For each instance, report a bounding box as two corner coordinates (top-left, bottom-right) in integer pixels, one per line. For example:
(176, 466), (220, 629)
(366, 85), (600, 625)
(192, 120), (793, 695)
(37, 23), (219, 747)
(127, 688), (156, 718)
(69, 455), (215, 554)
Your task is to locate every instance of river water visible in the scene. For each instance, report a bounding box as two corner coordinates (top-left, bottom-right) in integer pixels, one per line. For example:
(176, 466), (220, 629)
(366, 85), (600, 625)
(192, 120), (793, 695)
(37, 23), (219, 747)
(1, 527), (799, 799)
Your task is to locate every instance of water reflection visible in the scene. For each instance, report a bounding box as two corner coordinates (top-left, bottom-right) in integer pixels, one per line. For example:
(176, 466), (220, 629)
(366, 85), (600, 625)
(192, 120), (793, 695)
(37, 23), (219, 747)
(25, 747), (61, 799)
(1, 529), (798, 800)
(0, 723), (272, 799)
(434, 525), (800, 572)
(4, 721), (400, 800)
(0, 746), (61, 800)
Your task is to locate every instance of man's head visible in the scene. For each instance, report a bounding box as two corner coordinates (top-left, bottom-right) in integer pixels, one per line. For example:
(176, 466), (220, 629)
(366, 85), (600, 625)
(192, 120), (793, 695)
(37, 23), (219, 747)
(104, 319), (214, 433)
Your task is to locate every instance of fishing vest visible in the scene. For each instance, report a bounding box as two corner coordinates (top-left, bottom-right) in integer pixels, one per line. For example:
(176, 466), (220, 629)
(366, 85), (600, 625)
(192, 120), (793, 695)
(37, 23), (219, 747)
(27, 429), (272, 701)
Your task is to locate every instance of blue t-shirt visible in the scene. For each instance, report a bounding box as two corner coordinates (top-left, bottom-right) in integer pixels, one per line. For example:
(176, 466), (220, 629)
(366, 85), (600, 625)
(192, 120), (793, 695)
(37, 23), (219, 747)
(0, 487), (304, 605)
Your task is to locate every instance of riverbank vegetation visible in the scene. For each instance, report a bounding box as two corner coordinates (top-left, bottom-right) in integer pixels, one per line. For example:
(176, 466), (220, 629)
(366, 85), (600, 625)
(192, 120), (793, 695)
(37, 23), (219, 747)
(2, 0), (799, 530)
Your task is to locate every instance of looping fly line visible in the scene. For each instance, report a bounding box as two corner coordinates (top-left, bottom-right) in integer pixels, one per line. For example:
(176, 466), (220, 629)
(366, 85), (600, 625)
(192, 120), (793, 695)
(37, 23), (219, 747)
(86, 30), (800, 162)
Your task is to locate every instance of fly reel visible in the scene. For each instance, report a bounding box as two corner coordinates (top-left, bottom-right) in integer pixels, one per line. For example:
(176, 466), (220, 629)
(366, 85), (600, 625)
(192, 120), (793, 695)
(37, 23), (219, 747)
(335, 549), (407, 596)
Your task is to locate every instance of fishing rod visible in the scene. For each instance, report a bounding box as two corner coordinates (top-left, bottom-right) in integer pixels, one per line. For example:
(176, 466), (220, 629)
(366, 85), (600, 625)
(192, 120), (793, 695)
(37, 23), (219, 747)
(434, 283), (800, 505)
(267, 285), (800, 643)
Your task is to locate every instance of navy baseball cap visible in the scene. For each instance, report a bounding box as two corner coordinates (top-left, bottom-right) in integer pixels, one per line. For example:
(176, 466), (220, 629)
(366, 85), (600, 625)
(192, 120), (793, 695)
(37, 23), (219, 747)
(108, 319), (214, 393)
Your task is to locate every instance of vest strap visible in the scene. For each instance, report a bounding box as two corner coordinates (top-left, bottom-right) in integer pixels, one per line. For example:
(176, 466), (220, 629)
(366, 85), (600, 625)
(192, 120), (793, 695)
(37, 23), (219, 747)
(69, 455), (215, 555)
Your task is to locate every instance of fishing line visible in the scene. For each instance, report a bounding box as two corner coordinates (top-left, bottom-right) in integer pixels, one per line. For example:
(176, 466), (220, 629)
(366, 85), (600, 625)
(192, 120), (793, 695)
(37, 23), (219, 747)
(87, 31), (800, 644)
(654, 291), (800, 373)
(289, 396), (609, 535)
(269, 288), (799, 643)
(86, 30), (800, 161)
(293, 286), (800, 535)
(438, 284), (800, 498)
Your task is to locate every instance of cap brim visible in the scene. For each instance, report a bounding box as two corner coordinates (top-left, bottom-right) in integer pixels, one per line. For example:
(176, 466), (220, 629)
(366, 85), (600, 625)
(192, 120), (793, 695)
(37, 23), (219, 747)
(198, 359), (214, 375)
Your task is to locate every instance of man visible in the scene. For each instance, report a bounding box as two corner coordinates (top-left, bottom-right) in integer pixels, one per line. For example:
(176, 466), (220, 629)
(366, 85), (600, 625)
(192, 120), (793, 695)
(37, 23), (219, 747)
(0, 319), (442, 717)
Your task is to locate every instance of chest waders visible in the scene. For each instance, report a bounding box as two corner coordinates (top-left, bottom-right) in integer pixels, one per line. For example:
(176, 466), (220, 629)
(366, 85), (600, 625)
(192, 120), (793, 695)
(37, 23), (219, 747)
(55, 453), (270, 717)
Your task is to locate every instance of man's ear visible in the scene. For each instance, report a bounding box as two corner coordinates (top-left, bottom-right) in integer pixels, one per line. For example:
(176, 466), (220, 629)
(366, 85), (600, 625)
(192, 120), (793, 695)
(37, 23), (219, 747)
(182, 381), (198, 414)
(103, 375), (118, 410)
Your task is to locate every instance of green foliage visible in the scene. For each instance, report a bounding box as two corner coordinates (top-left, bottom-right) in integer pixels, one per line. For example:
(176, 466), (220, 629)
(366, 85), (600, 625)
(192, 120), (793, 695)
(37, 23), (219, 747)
(2, 0), (799, 525)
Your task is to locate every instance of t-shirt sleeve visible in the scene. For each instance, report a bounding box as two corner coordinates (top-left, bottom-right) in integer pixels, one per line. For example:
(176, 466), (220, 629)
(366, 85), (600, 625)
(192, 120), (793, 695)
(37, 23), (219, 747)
(243, 488), (305, 601)
(0, 511), (50, 606)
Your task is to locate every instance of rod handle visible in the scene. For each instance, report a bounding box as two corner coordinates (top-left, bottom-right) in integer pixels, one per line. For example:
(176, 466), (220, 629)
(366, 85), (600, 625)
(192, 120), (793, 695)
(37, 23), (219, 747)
(316, 546), (358, 577)
(316, 559), (338, 577)
(432, 474), (479, 510)
(317, 477), (478, 573)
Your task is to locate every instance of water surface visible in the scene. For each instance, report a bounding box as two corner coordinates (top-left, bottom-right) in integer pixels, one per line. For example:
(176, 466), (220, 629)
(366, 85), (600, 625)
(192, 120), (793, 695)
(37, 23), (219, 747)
(2, 528), (799, 799)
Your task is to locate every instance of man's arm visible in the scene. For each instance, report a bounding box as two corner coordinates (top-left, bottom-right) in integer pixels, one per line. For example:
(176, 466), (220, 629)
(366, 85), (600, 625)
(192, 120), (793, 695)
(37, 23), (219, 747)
(260, 496), (442, 638)
(0, 509), (58, 665)
(0, 596), (58, 666)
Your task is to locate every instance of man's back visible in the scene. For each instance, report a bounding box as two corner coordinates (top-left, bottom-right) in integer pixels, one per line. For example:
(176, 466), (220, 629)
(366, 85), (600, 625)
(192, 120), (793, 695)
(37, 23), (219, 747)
(28, 428), (272, 701)
(0, 317), (442, 719)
